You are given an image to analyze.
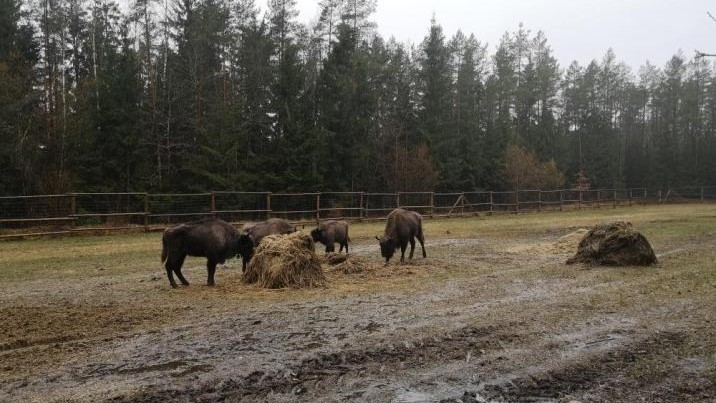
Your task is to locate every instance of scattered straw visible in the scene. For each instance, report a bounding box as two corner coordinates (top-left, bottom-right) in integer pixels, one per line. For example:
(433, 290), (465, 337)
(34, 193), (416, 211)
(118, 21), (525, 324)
(321, 252), (348, 266)
(320, 253), (367, 274)
(552, 228), (589, 253)
(334, 258), (366, 274)
(243, 232), (325, 289)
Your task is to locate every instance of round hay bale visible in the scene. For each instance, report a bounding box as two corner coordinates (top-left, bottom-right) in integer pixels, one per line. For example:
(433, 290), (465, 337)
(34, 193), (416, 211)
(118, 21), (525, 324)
(243, 232), (325, 288)
(566, 221), (657, 266)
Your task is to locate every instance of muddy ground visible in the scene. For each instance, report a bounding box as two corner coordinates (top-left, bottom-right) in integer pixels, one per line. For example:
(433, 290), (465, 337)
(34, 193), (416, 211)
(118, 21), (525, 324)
(1, 205), (715, 402)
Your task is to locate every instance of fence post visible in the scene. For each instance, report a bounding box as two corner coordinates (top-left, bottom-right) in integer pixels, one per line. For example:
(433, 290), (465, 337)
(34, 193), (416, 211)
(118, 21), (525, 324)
(515, 191), (519, 213)
(396, 193), (401, 209)
(701, 186), (705, 203)
(68, 193), (77, 230)
(596, 190), (600, 209)
(489, 191), (494, 215)
(364, 194), (369, 218)
(429, 192), (435, 217)
(266, 193), (272, 219)
(613, 190), (617, 209)
(316, 193), (320, 224)
(578, 190), (582, 210)
(460, 192), (466, 216)
(643, 188), (647, 205)
(70, 193), (77, 217)
(359, 192), (364, 219)
(628, 189), (632, 207)
(537, 191), (542, 212)
(143, 193), (149, 232)
(210, 192), (216, 215)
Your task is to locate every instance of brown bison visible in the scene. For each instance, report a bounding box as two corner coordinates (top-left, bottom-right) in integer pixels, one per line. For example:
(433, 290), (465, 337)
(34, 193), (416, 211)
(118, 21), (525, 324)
(161, 218), (241, 287)
(310, 220), (350, 253)
(237, 218), (295, 270)
(376, 208), (426, 264)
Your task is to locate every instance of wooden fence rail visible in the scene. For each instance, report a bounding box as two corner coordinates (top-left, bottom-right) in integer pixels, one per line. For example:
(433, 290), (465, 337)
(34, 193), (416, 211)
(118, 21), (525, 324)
(1, 186), (714, 239)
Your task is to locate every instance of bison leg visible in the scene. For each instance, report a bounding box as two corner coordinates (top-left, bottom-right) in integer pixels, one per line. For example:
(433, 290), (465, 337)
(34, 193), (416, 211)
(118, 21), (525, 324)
(242, 258), (247, 273)
(339, 241), (347, 253)
(417, 231), (427, 258)
(165, 267), (178, 288)
(165, 254), (186, 288)
(174, 269), (189, 286)
(172, 255), (189, 286)
(399, 242), (407, 263)
(408, 237), (416, 259)
(206, 259), (217, 286)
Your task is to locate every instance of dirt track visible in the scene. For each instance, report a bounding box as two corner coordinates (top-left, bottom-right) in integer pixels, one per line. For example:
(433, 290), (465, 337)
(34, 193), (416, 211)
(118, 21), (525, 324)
(1, 205), (715, 402)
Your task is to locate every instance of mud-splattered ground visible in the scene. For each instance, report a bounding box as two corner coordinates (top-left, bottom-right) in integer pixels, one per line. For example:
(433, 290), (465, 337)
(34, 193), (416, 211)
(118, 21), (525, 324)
(1, 204), (715, 402)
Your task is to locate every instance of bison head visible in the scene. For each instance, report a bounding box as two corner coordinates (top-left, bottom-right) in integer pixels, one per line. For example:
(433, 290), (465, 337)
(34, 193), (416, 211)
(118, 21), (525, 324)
(310, 227), (323, 243)
(237, 233), (255, 271)
(376, 236), (396, 263)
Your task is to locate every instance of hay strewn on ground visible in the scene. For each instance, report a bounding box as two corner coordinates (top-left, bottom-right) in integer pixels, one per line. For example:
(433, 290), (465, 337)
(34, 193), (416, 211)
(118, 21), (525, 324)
(520, 228), (588, 254)
(243, 232), (325, 288)
(321, 252), (348, 266)
(320, 252), (367, 274)
(553, 228), (589, 253)
(566, 221), (657, 266)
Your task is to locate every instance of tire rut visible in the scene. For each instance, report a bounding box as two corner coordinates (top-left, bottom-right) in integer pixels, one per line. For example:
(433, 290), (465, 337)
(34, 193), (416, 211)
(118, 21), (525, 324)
(453, 331), (703, 403)
(113, 324), (506, 402)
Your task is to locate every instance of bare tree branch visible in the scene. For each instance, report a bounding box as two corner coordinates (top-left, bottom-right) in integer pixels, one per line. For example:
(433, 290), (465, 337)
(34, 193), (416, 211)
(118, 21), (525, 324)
(695, 50), (716, 59)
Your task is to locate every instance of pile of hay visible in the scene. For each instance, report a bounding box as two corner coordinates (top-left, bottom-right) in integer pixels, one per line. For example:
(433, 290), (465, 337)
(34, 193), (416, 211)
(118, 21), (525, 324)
(566, 221), (657, 266)
(320, 252), (366, 274)
(243, 232), (325, 288)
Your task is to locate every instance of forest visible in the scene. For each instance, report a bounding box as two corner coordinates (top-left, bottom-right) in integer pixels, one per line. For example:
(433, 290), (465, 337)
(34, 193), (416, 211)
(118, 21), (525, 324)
(1, 0), (715, 195)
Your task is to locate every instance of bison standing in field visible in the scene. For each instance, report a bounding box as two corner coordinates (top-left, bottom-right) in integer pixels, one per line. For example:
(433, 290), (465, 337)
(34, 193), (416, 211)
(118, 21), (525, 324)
(237, 218), (295, 270)
(376, 208), (427, 264)
(161, 218), (241, 288)
(311, 220), (350, 253)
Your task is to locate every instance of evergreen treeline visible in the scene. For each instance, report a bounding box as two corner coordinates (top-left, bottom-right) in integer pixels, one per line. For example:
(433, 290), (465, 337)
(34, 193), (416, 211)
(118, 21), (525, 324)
(1, 0), (715, 194)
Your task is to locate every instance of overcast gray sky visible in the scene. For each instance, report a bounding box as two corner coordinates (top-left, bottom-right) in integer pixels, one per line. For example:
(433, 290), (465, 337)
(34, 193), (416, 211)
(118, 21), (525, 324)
(273, 0), (715, 70)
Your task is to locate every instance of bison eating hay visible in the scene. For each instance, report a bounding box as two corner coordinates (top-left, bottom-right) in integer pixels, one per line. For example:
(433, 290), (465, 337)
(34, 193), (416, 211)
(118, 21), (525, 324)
(242, 232), (325, 289)
(566, 221), (657, 266)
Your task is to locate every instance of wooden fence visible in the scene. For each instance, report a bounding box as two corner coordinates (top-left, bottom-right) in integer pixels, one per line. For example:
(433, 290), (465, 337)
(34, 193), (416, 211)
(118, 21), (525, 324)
(1, 186), (714, 239)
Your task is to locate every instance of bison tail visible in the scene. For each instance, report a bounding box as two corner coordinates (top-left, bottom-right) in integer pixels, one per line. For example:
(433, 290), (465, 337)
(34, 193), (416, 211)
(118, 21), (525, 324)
(161, 236), (168, 264)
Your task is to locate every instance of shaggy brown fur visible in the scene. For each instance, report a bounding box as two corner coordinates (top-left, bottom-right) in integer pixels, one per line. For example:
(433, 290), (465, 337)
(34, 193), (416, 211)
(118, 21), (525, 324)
(161, 218), (241, 287)
(376, 208), (427, 263)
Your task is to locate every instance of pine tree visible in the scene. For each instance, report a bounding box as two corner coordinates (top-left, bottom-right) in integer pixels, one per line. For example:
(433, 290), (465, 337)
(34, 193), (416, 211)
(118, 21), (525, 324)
(418, 18), (456, 190)
(0, 0), (40, 194)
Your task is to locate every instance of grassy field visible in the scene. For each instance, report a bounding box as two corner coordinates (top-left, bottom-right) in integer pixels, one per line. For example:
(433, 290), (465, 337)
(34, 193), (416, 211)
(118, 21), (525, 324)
(1, 204), (715, 402)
